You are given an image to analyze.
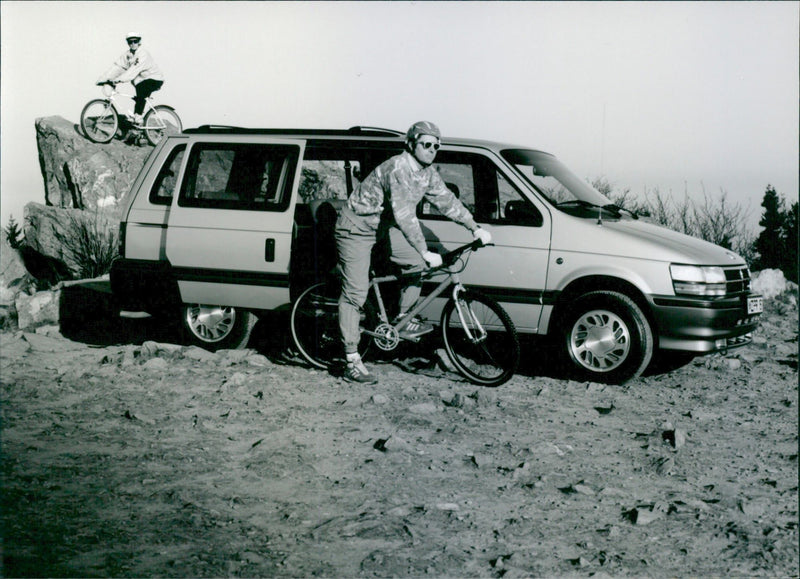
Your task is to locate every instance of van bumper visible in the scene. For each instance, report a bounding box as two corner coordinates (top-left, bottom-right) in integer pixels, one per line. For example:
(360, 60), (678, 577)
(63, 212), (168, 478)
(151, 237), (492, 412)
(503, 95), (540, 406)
(648, 293), (762, 353)
(110, 258), (182, 313)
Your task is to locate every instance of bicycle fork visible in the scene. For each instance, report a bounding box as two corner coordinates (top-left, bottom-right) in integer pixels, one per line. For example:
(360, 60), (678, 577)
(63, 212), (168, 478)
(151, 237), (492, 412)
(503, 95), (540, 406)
(451, 282), (488, 345)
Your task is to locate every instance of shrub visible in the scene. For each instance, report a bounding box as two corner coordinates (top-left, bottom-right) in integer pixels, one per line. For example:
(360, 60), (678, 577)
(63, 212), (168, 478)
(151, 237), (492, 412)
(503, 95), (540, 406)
(753, 185), (798, 282)
(593, 178), (756, 265)
(51, 210), (118, 279)
(4, 215), (24, 249)
(782, 202), (798, 282)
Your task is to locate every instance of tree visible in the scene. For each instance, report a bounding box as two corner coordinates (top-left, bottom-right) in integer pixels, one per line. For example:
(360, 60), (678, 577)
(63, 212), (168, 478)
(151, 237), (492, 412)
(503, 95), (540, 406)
(782, 201), (798, 282)
(754, 185), (785, 271)
(4, 215), (24, 249)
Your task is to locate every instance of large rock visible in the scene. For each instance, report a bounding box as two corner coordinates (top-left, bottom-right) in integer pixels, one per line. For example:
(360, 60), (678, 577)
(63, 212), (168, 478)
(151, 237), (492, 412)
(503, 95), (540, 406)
(0, 235), (30, 307)
(0, 235), (34, 328)
(35, 115), (151, 216)
(15, 289), (61, 330)
(23, 203), (118, 279)
(752, 269), (789, 300)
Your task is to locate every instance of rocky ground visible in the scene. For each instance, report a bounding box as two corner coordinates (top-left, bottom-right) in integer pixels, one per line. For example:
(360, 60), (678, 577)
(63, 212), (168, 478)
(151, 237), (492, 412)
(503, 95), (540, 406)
(1, 283), (797, 578)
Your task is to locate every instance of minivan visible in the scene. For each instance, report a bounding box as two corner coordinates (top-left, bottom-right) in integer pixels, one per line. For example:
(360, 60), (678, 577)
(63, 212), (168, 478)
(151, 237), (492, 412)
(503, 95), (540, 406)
(111, 126), (762, 383)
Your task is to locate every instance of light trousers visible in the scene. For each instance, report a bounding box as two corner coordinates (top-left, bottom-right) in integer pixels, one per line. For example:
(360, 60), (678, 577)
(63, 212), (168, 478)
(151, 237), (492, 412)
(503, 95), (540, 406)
(335, 209), (426, 355)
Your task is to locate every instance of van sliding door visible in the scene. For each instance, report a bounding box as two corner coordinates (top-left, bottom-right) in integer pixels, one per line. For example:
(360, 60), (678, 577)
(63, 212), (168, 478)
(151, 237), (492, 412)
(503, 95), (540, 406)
(166, 138), (306, 310)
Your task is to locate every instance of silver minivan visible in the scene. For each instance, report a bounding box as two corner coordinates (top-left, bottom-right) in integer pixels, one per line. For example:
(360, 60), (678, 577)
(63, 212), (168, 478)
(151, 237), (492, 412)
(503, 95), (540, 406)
(111, 126), (762, 383)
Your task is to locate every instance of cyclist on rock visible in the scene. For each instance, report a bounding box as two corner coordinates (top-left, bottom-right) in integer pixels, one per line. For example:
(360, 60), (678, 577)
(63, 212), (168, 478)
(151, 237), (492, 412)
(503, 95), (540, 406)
(97, 32), (164, 125)
(335, 121), (492, 384)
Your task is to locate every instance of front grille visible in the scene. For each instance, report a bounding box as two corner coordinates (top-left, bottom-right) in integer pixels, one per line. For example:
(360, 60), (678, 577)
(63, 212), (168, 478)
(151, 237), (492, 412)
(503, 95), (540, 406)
(723, 266), (751, 295)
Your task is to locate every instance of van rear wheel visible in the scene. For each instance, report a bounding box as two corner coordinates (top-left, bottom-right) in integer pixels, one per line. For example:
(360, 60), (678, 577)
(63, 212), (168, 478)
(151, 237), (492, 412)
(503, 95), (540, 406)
(180, 304), (256, 351)
(559, 291), (653, 384)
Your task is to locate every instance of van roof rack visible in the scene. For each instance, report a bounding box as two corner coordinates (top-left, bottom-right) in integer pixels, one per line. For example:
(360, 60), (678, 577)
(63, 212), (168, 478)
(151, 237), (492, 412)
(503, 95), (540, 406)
(347, 126), (404, 136)
(184, 125), (404, 137)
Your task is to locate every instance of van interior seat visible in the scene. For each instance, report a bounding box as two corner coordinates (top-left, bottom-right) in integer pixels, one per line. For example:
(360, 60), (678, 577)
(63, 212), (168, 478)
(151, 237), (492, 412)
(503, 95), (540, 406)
(309, 198), (346, 224)
(293, 203), (314, 227)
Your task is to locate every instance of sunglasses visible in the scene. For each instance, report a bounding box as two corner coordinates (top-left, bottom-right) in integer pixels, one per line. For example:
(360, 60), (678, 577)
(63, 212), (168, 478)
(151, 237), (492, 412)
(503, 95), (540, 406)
(417, 141), (440, 151)
(127, 39), (140, 45)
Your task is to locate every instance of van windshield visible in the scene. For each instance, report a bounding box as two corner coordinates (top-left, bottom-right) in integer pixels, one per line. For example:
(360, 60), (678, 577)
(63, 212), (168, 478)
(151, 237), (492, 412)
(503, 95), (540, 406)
(501, 149), (622, 219)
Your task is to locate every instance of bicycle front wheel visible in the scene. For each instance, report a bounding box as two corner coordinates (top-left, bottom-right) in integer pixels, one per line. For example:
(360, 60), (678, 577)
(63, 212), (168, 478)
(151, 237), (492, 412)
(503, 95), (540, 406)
(440, 290), (519, 386)
(80, 99), (119, 143)
(143, 105), (183, 146)
(290, 279), (371, 370)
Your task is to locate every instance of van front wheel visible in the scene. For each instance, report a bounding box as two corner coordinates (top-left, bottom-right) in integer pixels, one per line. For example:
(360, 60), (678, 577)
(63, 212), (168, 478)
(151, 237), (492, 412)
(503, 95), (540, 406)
(559, 291), (653, 384)
(180, 304), (256, 351)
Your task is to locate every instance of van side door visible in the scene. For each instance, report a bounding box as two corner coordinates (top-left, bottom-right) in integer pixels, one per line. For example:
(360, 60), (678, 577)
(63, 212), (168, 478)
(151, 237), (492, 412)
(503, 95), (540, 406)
(165, 138), (305, 311)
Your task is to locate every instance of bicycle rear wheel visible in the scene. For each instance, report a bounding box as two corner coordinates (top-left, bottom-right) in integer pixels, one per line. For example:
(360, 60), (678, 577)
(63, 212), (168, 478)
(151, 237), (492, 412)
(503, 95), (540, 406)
(80, 99), (119, 143)
(290, 279), (371, 369)
(440, 290), (519, 386)
(143, 105), (183, 146)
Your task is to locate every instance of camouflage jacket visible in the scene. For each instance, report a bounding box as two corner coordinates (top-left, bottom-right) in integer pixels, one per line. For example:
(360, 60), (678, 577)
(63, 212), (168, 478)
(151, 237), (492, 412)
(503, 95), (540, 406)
(346, 151), (478, 255)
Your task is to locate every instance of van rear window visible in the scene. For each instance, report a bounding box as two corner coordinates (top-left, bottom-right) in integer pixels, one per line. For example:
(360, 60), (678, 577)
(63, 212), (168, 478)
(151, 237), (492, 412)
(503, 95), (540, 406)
(178, 143), (299, 211)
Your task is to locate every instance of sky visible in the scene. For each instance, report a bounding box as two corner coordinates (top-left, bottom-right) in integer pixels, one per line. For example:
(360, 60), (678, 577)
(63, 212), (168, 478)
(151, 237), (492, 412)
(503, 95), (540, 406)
(1, 1), (798, 234)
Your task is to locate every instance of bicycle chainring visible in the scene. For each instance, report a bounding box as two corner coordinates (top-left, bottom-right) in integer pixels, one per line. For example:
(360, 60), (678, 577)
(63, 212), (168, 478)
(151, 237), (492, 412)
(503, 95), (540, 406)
(373, 323), (400, 351)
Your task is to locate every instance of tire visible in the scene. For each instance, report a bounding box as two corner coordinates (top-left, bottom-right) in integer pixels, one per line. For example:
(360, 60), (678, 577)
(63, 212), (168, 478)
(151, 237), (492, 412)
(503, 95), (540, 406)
(180, 304), (256, 351)
(559, 290), (654, 384)
(143, 105), (182, 146)
(440, 290), (519, 386)
(290, 280), (372, 369)
(80, 99), (119, 143)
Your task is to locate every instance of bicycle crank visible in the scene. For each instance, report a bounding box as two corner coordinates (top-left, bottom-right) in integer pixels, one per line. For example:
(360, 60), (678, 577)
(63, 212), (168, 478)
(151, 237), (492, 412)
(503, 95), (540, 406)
(363, 323), (400, 351)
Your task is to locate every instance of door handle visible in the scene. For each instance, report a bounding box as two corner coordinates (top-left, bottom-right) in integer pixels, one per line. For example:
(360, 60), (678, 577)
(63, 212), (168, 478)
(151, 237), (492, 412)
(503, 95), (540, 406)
(265, 238), (275, 262)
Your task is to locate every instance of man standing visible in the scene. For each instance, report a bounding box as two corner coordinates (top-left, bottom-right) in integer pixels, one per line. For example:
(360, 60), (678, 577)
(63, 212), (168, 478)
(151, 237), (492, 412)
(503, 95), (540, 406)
(335, 121), (492, 384)
(97, 32), (164, 125)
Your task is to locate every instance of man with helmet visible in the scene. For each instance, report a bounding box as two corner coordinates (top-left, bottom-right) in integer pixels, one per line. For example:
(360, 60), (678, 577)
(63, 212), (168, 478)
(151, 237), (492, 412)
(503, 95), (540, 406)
(97, 32), (164, 125)
(335, 121), (492, 384)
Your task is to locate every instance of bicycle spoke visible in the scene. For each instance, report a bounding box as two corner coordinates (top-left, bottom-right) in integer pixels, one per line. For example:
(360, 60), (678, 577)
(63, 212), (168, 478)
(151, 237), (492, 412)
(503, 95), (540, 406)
(290, 280), (372, 369)
(144, 106), (182, 146)
(441, 291), (519, 386)
(81, 99), (120, 143)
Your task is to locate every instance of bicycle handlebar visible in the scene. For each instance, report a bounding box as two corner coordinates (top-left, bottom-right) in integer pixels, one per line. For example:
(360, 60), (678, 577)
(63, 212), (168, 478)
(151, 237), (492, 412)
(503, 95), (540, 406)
(438, 238), (490, 269)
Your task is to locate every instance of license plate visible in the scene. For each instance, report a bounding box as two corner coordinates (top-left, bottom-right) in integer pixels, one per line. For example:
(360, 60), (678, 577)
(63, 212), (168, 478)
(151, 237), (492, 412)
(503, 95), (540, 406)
(747, 297), (763, 315)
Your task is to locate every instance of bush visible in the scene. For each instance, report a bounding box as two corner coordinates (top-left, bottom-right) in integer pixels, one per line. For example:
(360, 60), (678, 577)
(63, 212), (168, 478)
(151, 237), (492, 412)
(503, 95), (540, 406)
(753, 185), (797, 282)
(4, 215), (24, 248)
(51, 211), (118, 279)
(593, 178), (756, 265)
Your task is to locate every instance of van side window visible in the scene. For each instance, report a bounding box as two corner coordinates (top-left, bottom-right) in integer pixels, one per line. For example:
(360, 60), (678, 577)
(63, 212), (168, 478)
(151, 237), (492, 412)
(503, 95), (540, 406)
(178, 143), (299, 211)
(149, 145), (185, 205)
(422, 152), (543, 227)
(433, 163), (475, 214)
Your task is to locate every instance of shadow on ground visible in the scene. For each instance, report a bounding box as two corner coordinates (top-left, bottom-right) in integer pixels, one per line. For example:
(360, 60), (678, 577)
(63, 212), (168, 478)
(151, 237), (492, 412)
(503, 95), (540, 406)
(59, 281), (178, 346)
(58, 280), (298, 362)
(58, 281), (693, 382)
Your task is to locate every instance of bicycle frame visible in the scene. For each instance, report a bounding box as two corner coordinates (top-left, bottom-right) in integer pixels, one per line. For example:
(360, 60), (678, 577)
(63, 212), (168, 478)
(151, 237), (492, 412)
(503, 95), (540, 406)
(99, 83), (160, 125)
(289, 237), (517, 385)
(361, 241), (488, 345)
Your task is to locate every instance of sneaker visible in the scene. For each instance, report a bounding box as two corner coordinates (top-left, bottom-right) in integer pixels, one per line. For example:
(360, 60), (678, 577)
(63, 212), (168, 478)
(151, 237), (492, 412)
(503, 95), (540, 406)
(397, 315), (434, 339)
(132, 114), (144, 125)
(343, 357), (378, 384)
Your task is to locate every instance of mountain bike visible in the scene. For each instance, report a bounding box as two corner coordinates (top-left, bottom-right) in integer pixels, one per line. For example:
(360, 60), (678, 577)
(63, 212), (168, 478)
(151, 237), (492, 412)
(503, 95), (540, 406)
(290, 239), (520, 386)
(80, 81), (182, 146)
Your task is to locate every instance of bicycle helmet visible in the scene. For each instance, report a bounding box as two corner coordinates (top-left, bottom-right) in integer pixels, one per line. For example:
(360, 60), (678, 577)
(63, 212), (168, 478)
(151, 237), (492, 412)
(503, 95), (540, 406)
(125, 32), (142, 41)
(406, 121), (441, 143)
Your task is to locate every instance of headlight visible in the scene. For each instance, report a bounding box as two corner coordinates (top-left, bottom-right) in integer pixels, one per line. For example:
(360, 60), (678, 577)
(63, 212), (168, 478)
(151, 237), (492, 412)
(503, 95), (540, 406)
(670, 264), (727, 297)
